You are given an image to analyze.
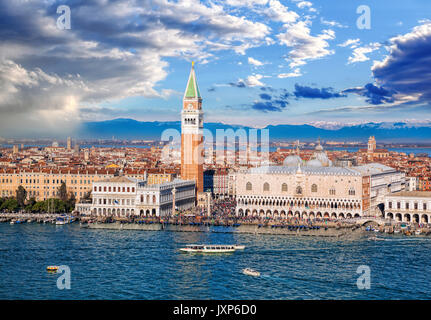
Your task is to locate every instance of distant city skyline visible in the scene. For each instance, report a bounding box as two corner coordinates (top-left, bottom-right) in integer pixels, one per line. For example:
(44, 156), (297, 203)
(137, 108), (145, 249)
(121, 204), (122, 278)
(1, 1), (431, 138)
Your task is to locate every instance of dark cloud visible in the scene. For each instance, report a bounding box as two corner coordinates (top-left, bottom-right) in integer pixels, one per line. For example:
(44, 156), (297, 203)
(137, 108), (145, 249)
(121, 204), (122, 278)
(293, 84), (346, 99)
(250, 89), (289, 112)
(343, 83), (396, 105)
(371, 23), (431, 103)
(260, 86), (276, 92)
(259, 93), (271, 100)
(342, 22), (431, 107)
(251, 101), (287, 112)
(229, 80), (247, 88)
(0, 0), (270, 136)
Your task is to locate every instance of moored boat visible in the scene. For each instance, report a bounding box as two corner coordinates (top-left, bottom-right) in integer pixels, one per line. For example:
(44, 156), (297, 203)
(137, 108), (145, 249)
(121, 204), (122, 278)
(56, 217), (67, 225)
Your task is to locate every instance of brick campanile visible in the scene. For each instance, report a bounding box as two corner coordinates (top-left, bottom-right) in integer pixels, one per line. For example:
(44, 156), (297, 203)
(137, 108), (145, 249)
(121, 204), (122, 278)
(181, 62), (204, 193)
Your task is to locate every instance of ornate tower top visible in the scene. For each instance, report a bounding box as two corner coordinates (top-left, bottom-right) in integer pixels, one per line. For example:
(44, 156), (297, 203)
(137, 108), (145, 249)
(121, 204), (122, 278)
(184, 62), (201, 101)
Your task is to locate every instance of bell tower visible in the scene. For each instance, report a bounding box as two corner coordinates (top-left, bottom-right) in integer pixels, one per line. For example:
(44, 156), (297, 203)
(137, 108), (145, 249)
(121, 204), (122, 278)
(181, 62), (204, 193)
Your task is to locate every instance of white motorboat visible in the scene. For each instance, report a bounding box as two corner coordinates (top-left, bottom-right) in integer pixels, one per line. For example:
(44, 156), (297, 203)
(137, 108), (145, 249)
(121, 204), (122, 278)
(179, 244), (241, 253)
(55, 217), (66, 225)
(368, 236), (385, 241)
(242, 268), (260, 277)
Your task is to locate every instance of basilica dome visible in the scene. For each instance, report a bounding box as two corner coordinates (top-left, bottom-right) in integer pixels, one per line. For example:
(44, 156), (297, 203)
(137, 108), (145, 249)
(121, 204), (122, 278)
(283, 154), (303, 167)
(306, 141), (332, 167)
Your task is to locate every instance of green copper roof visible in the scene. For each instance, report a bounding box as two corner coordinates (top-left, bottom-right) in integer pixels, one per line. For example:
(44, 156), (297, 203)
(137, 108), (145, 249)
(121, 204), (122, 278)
(184, 64), (201, 99)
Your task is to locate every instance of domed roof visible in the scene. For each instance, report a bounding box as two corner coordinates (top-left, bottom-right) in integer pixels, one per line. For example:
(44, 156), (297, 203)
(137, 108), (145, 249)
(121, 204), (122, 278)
(315, 143), (324, 152)
(306, 159), (324, 167)
(283, 154), (302, 167)
(306, 140), (332, 167)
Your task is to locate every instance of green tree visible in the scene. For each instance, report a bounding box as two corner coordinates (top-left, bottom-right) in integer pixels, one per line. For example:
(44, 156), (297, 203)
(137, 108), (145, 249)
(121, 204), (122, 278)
(1, 198), (19, 212)
(25, 197), (37, 212)
(16, 185), (27, 209)
(31, 201), (47, 213)
(58, 182), (68, 202)
(67, 192), (76, 212)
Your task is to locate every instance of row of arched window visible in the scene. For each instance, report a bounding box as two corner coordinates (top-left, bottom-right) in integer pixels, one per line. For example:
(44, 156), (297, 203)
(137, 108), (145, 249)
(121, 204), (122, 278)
(246, 182), (355, 196)
(184, 118), (196, 125)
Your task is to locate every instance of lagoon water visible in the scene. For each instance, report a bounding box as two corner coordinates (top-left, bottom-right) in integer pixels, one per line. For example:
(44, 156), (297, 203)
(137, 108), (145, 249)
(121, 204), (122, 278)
(1, 223), (431, 300)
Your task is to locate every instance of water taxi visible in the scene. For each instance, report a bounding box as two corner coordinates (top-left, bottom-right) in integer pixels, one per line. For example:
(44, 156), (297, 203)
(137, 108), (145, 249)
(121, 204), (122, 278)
(242, 268), (260, 277)
(179, 244), (245, 253)
(368, 236), (385, 241)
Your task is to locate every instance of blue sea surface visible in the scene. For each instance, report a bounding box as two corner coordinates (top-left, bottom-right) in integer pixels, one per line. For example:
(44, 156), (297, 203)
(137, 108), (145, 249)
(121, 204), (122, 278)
(0, 224), (430, 300)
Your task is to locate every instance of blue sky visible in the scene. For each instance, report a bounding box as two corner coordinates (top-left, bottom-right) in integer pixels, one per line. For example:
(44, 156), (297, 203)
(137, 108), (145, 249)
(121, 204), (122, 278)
(1, 0), (431, 137)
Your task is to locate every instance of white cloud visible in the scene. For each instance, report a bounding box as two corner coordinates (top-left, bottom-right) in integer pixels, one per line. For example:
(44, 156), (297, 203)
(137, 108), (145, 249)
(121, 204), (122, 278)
(264, 0), (299, 23)
(248, 57), (264, 66)
(277, 20), (336, 68)
(297, 1), (312, 9)
(338, 38), (360, 48)
(245, 74), (265, 86)
(320, 17), (347, 28)
(278, 68), (302, 78)
(348, 42), (381, 64)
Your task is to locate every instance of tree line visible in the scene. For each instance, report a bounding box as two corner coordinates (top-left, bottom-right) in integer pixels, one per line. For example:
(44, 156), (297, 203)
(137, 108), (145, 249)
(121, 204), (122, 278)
(0, 182), (78, 213)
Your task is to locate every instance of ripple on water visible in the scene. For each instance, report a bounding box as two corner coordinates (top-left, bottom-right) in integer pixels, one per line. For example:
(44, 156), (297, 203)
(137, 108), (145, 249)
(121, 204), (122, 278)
(1, 224), (431, 299)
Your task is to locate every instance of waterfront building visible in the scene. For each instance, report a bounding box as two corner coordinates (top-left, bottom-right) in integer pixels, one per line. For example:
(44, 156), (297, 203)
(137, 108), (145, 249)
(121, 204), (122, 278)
(235, 143), (405, 219)
(76, 176), (195, 217)
(384, 191), (431, 223)
(181, 62), (204, 193)
(0, 168), (149, 201)
(236, 165), (368, 219)
(203, 169), (229, 198)
(352, 163), (405, 215)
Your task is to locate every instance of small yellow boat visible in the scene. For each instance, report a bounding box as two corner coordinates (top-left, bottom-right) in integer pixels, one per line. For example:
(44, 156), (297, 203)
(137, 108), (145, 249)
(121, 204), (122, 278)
(46, 266), (59, 272)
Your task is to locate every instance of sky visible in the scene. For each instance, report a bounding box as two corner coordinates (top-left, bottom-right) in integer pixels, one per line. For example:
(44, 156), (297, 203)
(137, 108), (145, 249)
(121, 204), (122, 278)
(1, 0), (431, 137)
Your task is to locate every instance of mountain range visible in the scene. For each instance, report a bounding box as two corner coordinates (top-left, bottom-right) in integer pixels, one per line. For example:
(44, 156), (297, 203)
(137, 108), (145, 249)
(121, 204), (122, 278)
(77, 118), (431, 142)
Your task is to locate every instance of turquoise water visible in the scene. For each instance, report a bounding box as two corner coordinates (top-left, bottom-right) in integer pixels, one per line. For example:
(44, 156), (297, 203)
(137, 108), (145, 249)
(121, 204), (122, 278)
(1, 224), (431, 300)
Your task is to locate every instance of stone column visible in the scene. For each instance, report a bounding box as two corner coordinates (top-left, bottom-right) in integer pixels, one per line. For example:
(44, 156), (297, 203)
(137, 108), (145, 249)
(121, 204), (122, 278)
(172, 187), (176, 216)
(207, 192), (211, 217)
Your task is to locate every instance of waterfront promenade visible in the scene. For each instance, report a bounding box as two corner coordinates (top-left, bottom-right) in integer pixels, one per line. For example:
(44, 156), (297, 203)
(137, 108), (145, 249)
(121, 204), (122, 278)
(2, 211), (429, 237)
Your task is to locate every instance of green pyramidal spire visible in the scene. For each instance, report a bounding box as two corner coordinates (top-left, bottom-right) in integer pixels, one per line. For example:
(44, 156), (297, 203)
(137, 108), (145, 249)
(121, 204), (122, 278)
(184, 61), (201, 99)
